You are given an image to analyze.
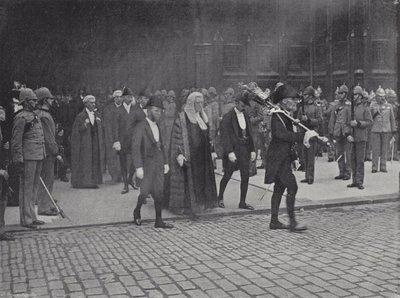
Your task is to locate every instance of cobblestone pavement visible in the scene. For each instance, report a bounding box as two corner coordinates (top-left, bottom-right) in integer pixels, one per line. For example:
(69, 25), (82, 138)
(1, 202), (399, 298)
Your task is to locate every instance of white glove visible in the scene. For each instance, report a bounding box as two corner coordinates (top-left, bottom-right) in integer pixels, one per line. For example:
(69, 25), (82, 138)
(2, 142), (9, 150)
(211, 152), (218, 160)
(56, 155), (64, 163)
(228, 152), (237, 163)
(177, 154), (187, 167)
(250, 152), (256, 161)
(112, 141), (121, 151)
(136, 167), (144, 179)
(0, 169), (9, 180)
(164, 164), (170, 174)
(84, 118), (90, 125)
(303, 130), (319, 148)
(390, 137), (395, 145)
(319, 136), (329, 143)
(347, 135), (354, 143)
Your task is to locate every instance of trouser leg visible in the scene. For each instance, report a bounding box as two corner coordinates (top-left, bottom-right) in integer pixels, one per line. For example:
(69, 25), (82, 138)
(380, 133), (390, 171)
(120, 153), (128, 189)
(336, 138), (345, 175)
(371, 133), (380, 171)
(38, 156), (55, 213)
(0, 180), (7, 235)
(354, 142), (366, 185)
(218, 160), (235, 201)
(20, 160), (41, 225)
(270, 179), (285, 222)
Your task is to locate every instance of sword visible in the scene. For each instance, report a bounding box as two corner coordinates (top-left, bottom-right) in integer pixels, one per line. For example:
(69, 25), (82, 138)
(39, 176), (71, 221)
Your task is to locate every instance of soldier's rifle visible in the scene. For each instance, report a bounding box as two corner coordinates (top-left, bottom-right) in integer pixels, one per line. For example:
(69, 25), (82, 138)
(238, 82), (330, 146)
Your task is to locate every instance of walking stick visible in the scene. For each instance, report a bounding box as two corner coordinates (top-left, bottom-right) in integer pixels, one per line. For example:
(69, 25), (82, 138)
(39, 176), (71, 221)
(390, 137), (395, 164)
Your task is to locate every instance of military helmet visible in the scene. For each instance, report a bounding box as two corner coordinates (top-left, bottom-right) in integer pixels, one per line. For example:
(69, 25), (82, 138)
(303, 86), (315, 96)
(375, 85), (386, 97)
(339, 84), (348, 94)
(353, 86), (363, 95)
(19, 88), (38, 103)
(35, 87), (54, 101)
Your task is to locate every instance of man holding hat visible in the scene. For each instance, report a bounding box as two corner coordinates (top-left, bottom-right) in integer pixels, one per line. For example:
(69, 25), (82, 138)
(103, 90), (123, 183)
(370, 86), (396, 173)
(346, 86), (372, 189)
(11, 88), (46, 229)
(218, 91), (257, 210)
(297, 86), (322, 184)
(35, 87), (61, 215)
(265, 84), (316, 232)
(328, 83), (352, 180)
(71, 95), (104, 188)
(132, 96), (173, 228)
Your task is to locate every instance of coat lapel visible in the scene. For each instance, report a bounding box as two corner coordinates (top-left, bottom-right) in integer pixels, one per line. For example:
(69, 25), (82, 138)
(144, 120), (157, 144)
(231, 110), (239, 137)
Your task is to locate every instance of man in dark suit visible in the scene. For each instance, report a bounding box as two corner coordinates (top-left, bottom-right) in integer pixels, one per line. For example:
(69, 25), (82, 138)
(265, 84), (320, 232)
(112, 87), (138, 194)
(131, 97), (173, 229)
(218, 91), (256, 210)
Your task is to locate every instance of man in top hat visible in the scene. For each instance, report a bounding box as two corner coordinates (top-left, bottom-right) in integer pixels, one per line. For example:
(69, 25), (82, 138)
(132, 96), (173, 228)
(265, 84), (318, 232)
(328, 83), (352, 180)
(103, 90), (123, 183)
(370, 86), (396, 173)
(11, 88), (46, 229)
(112, 87), (138, 194)
(35, 87), (61, 215)
(346, 86), (372, 189)
(297, 86), (322, 184)
(218, 91), (257, 210)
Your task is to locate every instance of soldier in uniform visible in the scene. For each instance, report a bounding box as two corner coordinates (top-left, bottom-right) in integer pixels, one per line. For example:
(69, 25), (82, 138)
(328, 84), (352, 180)
(132, 97), (173, 228)
(370, 86), (396, 173)
(35, 87), (61, 216)
(297, 86), (322, 184)
(346, 86), (372, 189)
(11, 88), (46, 229)
(386, 89), (398, 161)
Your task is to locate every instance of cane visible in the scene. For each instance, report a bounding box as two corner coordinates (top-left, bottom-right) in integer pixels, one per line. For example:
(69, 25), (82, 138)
(39, 176), (71, 221)
(390, 137), (395, 164)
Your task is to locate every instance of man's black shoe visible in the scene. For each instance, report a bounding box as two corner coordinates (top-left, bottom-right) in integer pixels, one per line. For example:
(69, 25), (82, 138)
(121, 188), (129, 194)
(133, 218), (141, 226)
(22, 224), (37, 229)
(328, 158), (334, 162)
(347, 183), (358, 188)
(342, 176), (350, 181)
(357, 185), (364, 190)
(307, 180), (314, 185)
(0, 233), (15, 241)
(32, 220), (45, 225)
(218, 200), (225, 208)
(154, 221), (174, 229)
(334, 175), (344, 180)
(38, 209), (58, 216)
(238, 203), (254, 210)
(269, 221), (289, 230)
(380, 169), (387, 173)
(300, 179), (308, 183)
(372, 169), (377, 173)
(129, 181), (139, 190)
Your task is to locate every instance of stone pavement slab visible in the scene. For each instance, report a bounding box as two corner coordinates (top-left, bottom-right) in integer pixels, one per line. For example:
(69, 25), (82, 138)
(4, 156), (399, 231)
(0, 202), (398, 298)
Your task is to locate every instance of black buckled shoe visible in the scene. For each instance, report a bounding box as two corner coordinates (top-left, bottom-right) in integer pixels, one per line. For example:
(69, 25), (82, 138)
(154, 221), (174, 229)
(218, 200), (225, 208)
(238, 202), (254, 210)
(269, 221), (289, 230)
(133, 217), (142, 226)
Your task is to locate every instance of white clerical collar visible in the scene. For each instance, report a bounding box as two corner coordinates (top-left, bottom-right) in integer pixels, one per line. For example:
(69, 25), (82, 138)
(234, 107), (243, 115)
(123, 102), (131, 109)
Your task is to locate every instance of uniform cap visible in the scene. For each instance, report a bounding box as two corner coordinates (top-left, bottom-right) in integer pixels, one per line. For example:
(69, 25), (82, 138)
(147, 96), (163, 109)
(167, 90), (176, 98)
(122, 87), (133, 96)
(83, 95), (96, 103)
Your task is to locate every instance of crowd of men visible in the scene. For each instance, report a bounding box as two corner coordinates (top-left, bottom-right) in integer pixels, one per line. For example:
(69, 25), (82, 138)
(0, 81), (398, 240)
